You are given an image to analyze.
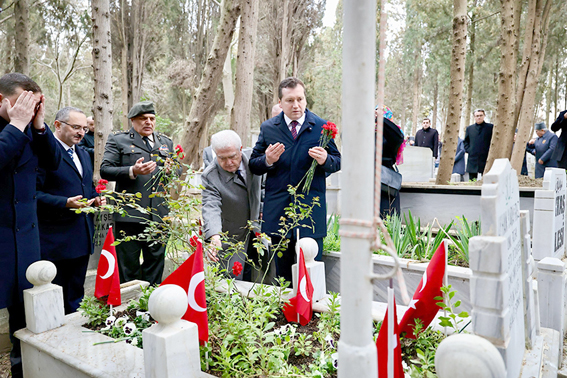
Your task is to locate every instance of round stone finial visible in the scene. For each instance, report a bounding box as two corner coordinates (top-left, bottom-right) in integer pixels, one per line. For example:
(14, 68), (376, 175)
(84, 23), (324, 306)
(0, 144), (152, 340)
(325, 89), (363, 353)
(26, 261), (57, 286)
(148, 285), (188, 325)
(435, 334), (506, 378)
(297, 237), (318, 262)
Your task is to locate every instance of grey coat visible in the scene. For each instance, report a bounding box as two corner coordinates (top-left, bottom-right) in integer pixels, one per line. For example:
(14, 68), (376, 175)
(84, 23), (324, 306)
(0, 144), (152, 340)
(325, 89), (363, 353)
(201, 149), (261, 244)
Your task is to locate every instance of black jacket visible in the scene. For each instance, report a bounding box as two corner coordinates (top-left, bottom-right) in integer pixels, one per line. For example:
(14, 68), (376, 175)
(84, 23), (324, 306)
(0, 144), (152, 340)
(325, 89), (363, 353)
(464, 122), (493, 173)
(415, 127), (439, 158)
(550, 110), (567, 168)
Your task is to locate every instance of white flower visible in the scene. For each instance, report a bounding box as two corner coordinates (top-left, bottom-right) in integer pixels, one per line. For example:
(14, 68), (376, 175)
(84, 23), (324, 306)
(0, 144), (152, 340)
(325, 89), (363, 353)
(402, 361), (408, 371)
(115, 316), (128, 328)
(324, 334), (335, 349)
(136, 311), (150, 322)
(126, 337), (138, 346)
(105, 316), (116, 327)
(331, 353), (338, 369)
(123, 322), (137, 336)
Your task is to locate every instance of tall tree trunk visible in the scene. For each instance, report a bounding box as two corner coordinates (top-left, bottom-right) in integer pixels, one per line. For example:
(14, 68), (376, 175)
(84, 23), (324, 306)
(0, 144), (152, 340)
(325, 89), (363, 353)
(180, 0), (241, 167)
(436, 0), (467, 184)
(554, 55), (559, 117)
(222, 46), (234, 111)
(410, 46), (421, 137)
(231, 0), (259, 147)
(14, 0), (29, 75)
(432, 69), (438, 129)
(546, 65), (552, 125)
(510, 0), (553, 174)
(120, 0), (131, 130)
(464, 3), (476, 128)
(273, 0), (289, 104)
(91, 0), (114, 182)
(484, 0), (518, 173)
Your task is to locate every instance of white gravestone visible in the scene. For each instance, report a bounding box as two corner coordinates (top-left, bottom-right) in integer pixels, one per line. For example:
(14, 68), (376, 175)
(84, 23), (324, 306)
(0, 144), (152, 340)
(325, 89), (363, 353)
(469, 159), (525, 378)
(532, 168), (566, 261)
(397, 146), (435, 182)
(520, 210), (539, 348)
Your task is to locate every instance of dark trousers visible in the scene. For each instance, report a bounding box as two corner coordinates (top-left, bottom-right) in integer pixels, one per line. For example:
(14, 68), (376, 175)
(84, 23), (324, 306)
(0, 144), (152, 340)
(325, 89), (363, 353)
(115, 222), (166, 286)
(8, 300), (25, 378)
(469, 172), (478, 180)
(51, 254), (90, 314)
(271, 234), (323, 283)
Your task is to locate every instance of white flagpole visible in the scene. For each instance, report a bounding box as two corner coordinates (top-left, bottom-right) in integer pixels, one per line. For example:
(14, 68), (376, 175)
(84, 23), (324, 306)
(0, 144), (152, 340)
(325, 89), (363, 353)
(205, 342), (209, 370)
(387, 284), (394, 378)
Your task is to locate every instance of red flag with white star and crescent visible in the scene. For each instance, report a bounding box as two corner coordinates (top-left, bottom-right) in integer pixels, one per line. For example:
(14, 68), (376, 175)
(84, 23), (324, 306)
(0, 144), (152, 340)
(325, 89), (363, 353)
(161, 240), (209, 344)
(376, 289), (404, 378)
(94, 226), (121, 306)
(283, 248), (314, 325)
(399, 240), (447, 339)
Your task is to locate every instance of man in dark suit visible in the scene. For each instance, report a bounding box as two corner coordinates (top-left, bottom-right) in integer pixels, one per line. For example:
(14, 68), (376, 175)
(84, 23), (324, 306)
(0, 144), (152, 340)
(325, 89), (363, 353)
(78, 115), (95, 167)
(414, 118), (439, 158)
(36, 107), (105, 314)
(464, 109), (493, 180)
(249, 77), (341, 282)
(101, 101), (175, 285)
(0, 73), (61, 378)
(550, 110), (567, 168)
(202, 145), (215, 170)
(201, 130), (261, 281)
(452, 137), (465, 181)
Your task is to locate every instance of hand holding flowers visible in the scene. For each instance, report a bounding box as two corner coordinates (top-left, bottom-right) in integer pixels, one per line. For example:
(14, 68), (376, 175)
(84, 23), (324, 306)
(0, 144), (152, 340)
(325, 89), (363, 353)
(301, 122), (338, 193)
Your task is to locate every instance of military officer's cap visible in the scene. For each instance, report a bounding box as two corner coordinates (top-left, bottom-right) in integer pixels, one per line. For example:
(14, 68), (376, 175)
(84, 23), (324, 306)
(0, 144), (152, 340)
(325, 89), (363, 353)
(127, 101), (155, 119)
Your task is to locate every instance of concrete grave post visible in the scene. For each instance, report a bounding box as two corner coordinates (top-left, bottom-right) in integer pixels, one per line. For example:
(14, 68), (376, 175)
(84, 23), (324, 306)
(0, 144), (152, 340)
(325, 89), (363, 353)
(536, 257), (565, 339)
(143, 285), (201, 378)
(292, 237), (327, 302)
(532, 168), (566, 261)
(469, 158), (525, 378)
(23, 261), (65, 334)
(520, 210), (539, 348)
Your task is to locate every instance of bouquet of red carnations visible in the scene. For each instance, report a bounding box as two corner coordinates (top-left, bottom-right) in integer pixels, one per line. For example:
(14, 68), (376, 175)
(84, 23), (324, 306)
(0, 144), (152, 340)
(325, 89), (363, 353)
(302, 121), (338, 194)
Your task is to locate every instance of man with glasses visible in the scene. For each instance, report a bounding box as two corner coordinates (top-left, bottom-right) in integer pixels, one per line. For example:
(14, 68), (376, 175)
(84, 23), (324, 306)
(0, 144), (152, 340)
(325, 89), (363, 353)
(36, 106), (105, 314)
(464, 109), (494, 180)
(101, 101), (175, 285)
(0, 73), (61, 378)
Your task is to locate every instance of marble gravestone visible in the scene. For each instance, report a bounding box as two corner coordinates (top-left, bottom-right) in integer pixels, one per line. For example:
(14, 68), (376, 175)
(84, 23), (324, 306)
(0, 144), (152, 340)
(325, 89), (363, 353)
(469, 159), (525, 378)
(88, 211), (114, 270)
(397, 146), (435, 183)
(532, 168), (566, 261)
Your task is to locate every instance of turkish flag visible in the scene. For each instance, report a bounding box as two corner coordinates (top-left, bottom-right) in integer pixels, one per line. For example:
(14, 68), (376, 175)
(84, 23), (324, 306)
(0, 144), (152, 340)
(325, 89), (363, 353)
(283, 248), (313, 326)
(399, 241), (447, 339)
(376, 291), (404, 378)
(94, 226), (121, 306)
(161, 240), (209, 344)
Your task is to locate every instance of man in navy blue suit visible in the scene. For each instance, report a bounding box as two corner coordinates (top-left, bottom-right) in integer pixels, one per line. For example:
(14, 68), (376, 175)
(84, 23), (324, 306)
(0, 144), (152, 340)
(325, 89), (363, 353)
(37, 107), (105, 314)
(249, 77), (341, 282)
(0, 73), (61, 378)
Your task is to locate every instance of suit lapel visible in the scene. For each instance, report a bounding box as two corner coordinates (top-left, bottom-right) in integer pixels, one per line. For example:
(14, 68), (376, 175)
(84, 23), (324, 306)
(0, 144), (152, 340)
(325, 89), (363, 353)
(276, 114), (294, 144)
(297, 110), (314, 138)
(131, 128), (151, 152)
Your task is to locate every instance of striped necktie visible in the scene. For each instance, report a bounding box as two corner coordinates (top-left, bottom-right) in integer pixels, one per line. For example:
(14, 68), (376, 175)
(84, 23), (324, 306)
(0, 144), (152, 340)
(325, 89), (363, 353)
(67, 148), (74, 158)
(290, 120), (298, 140)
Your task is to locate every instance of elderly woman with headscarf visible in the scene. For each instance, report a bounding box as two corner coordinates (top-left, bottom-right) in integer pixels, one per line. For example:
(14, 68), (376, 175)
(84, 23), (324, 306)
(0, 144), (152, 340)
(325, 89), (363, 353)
(375, 105), (405, 217)
(526, 122), (558, 178)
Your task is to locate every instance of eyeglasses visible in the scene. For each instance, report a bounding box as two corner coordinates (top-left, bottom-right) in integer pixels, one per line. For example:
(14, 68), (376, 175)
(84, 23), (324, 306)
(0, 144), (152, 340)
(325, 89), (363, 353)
(60, 121), (89, 133)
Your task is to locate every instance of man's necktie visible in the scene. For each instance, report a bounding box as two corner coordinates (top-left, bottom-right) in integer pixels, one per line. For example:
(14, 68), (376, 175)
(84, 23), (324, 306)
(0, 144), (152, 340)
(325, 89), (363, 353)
(290, 120), (298, 140)
(235, 169), (246, 185)
(142, 136), (152, 150)
(67, 148), (74, 159)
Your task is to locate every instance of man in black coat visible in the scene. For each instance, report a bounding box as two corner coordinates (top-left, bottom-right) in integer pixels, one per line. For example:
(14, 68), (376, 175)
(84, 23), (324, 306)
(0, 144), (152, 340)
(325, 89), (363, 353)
(464, 109), (493, 180)
(37, 107), (105, 314)
(78, 115), (95, 167)
(414, 118), (439, 158)
(0, 73), (61, 378)
(550, 110), (567, 168)
(101, 101), (176, 285)
(249, 77), (341, 282)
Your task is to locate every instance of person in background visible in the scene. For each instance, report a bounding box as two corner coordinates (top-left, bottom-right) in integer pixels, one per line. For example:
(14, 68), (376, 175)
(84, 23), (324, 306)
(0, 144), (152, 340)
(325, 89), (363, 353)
(526, 122), (558, 179)
(550, 110), (567, 169)
(414, 118), (439, 159)
(452, 137), (465, 181)
(271, 103), (282, 118)
(464, 109), (493, 180)
(78, 115), (95, 167)
(36, 107), (105, 314)
(201, 130), (261, 281)
(249, 77), (341, 282)
(0, 72), (61, 378)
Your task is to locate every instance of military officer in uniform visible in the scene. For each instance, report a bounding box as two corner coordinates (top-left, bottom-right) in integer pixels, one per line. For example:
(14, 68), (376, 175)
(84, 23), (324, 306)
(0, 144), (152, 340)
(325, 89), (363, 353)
(526, 122), (558, 178)
(100, 101), (175, 285)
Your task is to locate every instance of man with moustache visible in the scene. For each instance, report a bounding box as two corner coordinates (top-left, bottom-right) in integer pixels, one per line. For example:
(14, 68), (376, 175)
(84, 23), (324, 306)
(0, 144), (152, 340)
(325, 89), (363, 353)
(36, 107), (105, 314)
(0, 72), (61, 378)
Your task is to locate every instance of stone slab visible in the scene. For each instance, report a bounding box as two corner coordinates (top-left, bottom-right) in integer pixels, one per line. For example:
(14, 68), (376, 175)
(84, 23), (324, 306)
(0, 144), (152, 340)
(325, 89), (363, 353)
(397, 146), (435, 183)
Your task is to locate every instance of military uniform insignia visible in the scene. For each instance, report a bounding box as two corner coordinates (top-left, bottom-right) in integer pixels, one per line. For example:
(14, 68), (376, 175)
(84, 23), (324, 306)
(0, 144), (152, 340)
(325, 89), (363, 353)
(159, 144), (169, 153)
(542, 140), (546, 144)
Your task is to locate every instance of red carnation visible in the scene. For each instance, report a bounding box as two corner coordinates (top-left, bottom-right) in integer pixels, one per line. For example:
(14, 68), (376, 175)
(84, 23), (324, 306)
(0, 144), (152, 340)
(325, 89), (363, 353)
(175, 144), (185, 159)
(322, 122), (338, 139)
(232, 261), (243, 277)
(95, 179), (108, 193)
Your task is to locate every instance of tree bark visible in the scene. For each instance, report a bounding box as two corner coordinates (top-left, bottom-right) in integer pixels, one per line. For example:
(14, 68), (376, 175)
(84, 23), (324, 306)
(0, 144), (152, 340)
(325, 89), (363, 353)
(436, 0), (467, 184)
(483, 0), (518, 174)
(14, 0), (29, 75)
(180, 0), (241, 167)
(410, 46), (421, 137)
(273, 0), (290, 104)
(91, 0), (114, 182)
(432, 69), (438, 129)
(464, 2), (477, 128)
(510, 0), (554, 174)
(222, 45), (234, 111)
(231, 0), (259, 147)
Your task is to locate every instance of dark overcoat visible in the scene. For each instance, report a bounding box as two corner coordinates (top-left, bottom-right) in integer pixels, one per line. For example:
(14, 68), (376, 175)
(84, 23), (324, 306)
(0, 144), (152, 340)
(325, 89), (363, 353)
(78, 131), (95, 166)
(37, 143), (98, 261)
(526, 130), (558, 178)
(249, 110), (341, 238)
(100, 128), (175, 223)
(452, 138), (465, 175)
(0, 118), (61, 308)
(463, 122), (494, 173)
(550, 110), (567, 168)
